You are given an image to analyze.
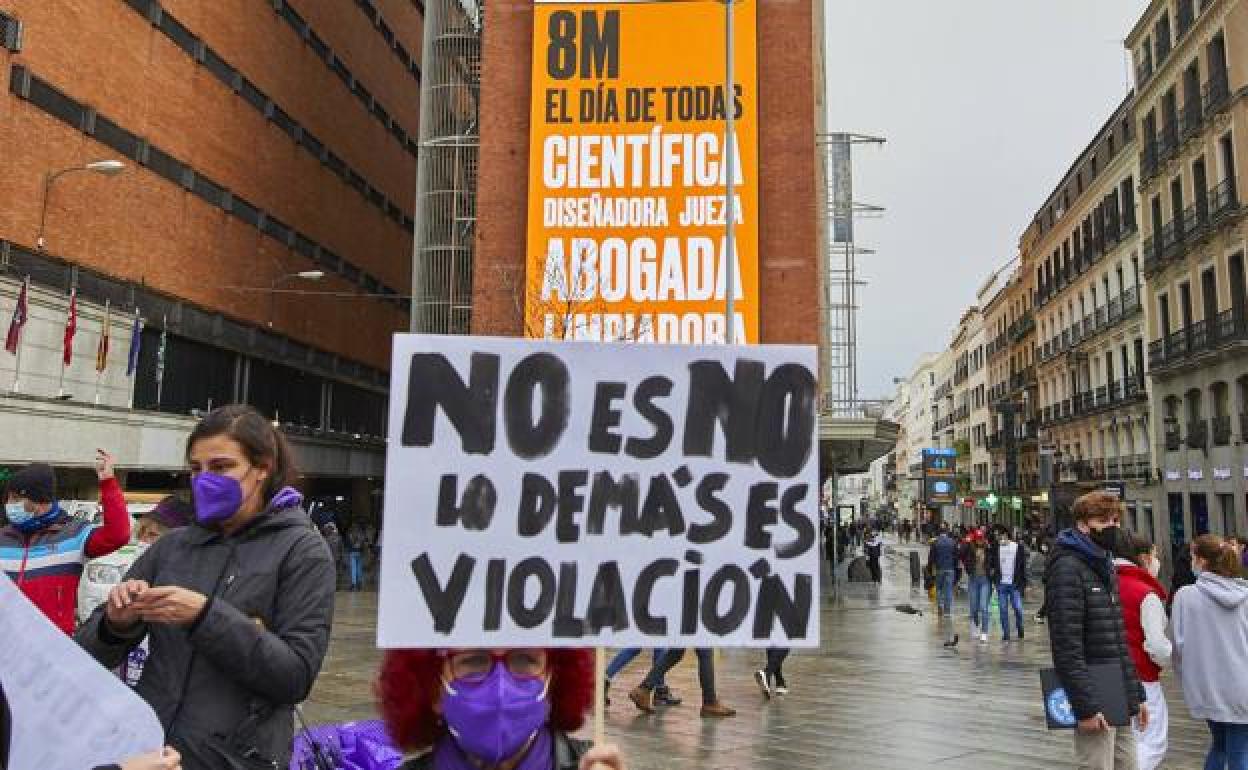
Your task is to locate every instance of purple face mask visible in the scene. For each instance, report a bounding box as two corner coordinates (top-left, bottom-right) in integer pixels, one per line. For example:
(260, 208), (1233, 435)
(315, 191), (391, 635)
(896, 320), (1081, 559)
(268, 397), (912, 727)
(440, 664), (550, 766)
(191, 472), (244, 526)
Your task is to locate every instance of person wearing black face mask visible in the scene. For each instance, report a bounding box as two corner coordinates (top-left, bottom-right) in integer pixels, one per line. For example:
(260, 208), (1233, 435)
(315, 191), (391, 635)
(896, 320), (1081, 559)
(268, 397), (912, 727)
(1046, 491), (1148, 770)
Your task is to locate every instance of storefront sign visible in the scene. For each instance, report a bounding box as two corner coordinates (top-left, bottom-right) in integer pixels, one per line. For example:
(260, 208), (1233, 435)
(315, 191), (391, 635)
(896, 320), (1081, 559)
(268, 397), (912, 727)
(1165, 469), (1181, 482)
(526, 0), (760, 343)
(1213, 468), (1232, 481)
(1188, 469), (1204, 481)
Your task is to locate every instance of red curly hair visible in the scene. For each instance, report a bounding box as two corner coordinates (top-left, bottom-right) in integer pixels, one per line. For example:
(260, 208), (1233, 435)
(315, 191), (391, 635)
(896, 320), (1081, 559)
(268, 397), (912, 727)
(377, 649), (595, 751)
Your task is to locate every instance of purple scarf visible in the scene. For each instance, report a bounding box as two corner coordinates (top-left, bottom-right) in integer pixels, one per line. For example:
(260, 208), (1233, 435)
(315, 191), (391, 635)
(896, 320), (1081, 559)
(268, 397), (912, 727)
(432, 728), (553, 770)
(269, 486), (304, 511)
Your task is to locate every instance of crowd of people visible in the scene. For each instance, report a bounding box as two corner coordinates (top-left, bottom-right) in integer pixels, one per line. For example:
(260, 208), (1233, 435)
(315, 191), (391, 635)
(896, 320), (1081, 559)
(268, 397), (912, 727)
(5, 418), (1248, 770)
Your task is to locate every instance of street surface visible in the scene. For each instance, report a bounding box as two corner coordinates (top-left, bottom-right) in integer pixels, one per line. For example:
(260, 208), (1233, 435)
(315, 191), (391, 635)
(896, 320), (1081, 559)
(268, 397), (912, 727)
(306, 537), (1212, 769)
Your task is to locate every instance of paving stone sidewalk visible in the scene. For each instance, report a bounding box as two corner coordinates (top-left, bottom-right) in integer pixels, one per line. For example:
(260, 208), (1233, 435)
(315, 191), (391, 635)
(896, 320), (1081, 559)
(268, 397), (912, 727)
(305, 537), (1212, 769)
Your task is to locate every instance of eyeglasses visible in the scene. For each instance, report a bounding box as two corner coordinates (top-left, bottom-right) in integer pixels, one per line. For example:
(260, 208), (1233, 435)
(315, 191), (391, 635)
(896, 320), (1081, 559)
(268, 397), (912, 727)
(447, 649), (547, 682)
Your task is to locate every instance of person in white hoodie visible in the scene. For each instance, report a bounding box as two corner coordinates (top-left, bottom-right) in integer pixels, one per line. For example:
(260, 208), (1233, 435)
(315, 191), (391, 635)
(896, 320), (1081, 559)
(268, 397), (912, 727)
(1172, 534), (1248, 770)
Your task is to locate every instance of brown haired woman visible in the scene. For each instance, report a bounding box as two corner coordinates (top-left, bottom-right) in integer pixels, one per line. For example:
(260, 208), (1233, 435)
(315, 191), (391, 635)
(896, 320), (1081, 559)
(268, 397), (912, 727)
(1172, 534), (1248, 770)
(77, 405), (336, 770)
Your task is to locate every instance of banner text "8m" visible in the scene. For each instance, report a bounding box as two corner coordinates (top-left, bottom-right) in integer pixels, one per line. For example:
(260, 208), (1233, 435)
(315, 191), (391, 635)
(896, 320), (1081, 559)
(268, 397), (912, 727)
(547, 10), (620, 80)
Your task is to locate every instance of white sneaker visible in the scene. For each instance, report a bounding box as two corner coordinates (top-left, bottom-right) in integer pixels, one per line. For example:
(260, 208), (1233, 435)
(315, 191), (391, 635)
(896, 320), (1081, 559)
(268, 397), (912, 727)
(753, 669), (772, 700)
(979, 632), (987, 643)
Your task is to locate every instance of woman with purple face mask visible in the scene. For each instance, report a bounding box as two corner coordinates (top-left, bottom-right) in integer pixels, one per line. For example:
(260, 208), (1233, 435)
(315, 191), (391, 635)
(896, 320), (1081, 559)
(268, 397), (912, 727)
(76, 405), (336, 770)
(379, 648), (626, 770)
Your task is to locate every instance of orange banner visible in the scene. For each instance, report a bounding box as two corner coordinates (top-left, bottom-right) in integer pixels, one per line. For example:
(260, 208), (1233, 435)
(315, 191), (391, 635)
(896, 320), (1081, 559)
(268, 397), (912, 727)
(526, 0), (759, 344)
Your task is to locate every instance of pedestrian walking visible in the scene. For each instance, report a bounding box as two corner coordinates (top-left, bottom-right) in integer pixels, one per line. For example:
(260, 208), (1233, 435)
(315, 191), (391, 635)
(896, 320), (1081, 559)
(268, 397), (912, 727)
(865, 531), (884, 583)
(1171, 534), (1248, 770)
(754, 647), (790, 699)
(344, 524), (364, 591)
(630, 648), (735, 718)
(991, 526), (1028, 642)
(928, 525), (958, 617)
(377, 648), (626, 770)
(320, 521), (343, 585)
(962, 530), (993, 642)
(603, 648), (680, 707)
(1111, 531), (1171, 770)
(1, 451), (130, 634)
(77, 405), (336, 770)
(1169, 540), (1197, 606)
(1045, 491), (1148, 770)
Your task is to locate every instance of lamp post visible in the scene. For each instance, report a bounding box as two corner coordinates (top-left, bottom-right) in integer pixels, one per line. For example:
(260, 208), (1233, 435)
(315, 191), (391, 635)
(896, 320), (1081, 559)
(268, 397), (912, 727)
(722, 0), (736, 345)
(37, 160), (127, 251)
(268, 270), (325, 328)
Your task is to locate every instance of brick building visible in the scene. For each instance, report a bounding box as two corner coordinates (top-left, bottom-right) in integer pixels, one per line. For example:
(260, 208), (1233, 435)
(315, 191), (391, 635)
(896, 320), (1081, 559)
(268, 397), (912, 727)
(0, 0), (419, 504)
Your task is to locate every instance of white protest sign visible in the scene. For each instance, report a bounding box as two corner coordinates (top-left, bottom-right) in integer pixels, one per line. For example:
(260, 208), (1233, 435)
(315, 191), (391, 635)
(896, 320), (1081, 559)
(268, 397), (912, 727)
(378, 335), (821, 648)
(0, 574), (164, 768)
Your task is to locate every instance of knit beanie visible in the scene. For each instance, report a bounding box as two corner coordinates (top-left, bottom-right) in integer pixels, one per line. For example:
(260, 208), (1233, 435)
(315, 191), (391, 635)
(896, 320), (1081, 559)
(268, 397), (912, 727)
(8, 463), (56, 504)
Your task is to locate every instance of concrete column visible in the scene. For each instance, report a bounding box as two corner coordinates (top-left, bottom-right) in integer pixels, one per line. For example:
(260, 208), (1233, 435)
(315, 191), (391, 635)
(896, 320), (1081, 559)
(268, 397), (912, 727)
(350, 477), (373, 525)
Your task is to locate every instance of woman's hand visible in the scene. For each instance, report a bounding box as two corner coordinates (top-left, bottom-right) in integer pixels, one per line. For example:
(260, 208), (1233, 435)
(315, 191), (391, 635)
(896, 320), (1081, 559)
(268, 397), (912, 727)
(120, 747), (181, 770)
(134, 586), (208, 626)
(95, 448), (117, 480)
(579, 744), (625, 770)
(105, 580), (150, 630)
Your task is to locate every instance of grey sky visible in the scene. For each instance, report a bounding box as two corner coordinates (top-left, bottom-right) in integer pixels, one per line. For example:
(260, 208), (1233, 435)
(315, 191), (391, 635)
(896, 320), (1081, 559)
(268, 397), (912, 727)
(826, 0), (1148, 399)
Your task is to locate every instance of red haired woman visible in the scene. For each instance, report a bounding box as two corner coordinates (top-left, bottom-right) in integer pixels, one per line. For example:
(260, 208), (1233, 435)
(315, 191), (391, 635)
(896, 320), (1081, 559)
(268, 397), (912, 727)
(378, 648), (625, 770)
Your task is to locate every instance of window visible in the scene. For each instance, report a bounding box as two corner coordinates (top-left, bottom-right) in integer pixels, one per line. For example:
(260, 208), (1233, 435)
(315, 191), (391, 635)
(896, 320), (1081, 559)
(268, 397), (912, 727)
(230, 195), (262, 227)
(191, 172), (227, 209)
(0, 10), (22, 51)
(307, 29), (330, 60)
(24, 72), (86, 128)
(261, 214), (293, 245)
(294, 232), (318, 260)
(202, 46), (236, 87)
(159, 11), (198, 55)
(90, 114), (141, 159)
(277, 0), (308, 35)
(270, 105), (300, 140)
(1185, 388), (1203, 422)
(239, 77), (268, 112)
(1219, 495), (1238, 536)
(143, 144), (189, 187)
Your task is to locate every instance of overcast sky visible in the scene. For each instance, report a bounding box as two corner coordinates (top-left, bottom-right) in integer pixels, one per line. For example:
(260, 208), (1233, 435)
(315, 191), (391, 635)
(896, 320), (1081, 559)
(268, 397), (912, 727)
(826, 0), (1148, 399)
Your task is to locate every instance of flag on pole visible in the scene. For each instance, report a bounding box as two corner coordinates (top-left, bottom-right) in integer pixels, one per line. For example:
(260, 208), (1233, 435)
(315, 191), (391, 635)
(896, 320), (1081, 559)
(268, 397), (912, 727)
(5, 277), (29, 355)
(155, 317), (167, 407)
(126, 310), (142, 377)
(63, 289), (77, 367)
(96, 300), (111, 373)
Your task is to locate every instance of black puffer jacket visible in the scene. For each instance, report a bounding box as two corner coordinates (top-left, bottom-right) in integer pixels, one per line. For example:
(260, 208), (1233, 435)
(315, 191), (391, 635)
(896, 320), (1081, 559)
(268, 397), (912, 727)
(1045, 529), (1145, 721)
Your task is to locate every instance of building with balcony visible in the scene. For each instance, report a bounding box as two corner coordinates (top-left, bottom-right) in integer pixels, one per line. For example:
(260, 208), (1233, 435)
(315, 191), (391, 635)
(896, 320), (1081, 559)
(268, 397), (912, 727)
(1129, 0), (1248, 545)
(984, 263), (1041, 528)
(896, 352), (940, 517)
(945, 305), (988, 523)
(1029, 94), (1160, 538)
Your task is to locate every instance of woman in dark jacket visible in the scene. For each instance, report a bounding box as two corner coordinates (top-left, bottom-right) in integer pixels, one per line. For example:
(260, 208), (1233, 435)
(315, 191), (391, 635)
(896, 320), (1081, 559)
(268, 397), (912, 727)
(77, 405), (336, 770)
(379, 648), (624, 770)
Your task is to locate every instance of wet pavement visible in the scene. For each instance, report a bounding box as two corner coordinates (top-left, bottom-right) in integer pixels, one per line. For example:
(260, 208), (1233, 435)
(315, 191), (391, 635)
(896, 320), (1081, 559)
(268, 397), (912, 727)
(305, 537), (1213, 769)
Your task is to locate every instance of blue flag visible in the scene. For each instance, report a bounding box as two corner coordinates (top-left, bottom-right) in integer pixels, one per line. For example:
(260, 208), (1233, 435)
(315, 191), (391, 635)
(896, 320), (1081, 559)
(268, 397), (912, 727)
(126, 312), (142, 377)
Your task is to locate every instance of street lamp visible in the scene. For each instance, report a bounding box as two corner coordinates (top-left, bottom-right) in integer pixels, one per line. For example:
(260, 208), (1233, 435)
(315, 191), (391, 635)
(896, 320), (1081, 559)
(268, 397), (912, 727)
(268, 270), (325, 328)
(37, 160), (127, 250)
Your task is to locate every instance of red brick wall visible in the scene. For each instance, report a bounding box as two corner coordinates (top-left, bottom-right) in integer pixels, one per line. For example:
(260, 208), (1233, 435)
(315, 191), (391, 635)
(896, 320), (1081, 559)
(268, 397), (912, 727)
(471, 0), (819, 346)
(0, 0), (418, 370)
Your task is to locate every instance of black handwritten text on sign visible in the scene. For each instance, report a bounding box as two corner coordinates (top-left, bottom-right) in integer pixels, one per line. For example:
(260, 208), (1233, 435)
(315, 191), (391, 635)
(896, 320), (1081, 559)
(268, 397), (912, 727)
(377, 335), (821, 649)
